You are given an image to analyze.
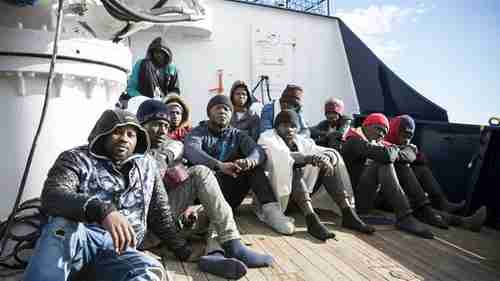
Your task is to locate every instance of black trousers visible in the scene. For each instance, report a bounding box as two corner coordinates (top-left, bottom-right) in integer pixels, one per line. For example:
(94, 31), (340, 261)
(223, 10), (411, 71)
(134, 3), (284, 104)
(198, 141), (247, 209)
(412, 165), (447, 207)
(353, 163), (412, 220)
(216, 166), (277, 209)
(394, 163), (431, 210)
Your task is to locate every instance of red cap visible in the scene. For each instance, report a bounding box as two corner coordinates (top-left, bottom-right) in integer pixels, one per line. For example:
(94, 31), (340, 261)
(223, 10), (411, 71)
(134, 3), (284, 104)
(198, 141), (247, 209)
(362, 113), (389, 130)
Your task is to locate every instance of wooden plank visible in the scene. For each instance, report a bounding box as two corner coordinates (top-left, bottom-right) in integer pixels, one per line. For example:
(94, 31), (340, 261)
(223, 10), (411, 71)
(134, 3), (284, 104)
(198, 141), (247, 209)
(237, 215), (302, 274)
(355, 230), (445, 281)
(430, 226), (500, 271)
(291, 215), (390, 281)
(237, 213), (333, 281)
(237, 218), (298, 281)
(162, 258), (191, 281)
(182, 261), (210, 281)
(380, 229), (499, 281)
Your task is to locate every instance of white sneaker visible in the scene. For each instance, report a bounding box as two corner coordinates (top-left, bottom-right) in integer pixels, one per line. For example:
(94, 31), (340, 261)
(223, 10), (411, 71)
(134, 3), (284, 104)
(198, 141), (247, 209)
(257, 202), (295, 235)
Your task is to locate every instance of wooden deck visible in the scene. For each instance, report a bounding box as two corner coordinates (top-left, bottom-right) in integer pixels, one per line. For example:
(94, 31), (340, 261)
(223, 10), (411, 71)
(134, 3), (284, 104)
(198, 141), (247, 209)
(2, 204), (500, 281)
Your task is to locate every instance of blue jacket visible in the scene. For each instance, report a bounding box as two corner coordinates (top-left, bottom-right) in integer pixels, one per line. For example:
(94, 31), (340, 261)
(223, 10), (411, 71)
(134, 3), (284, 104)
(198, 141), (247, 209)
(184, 121), (266, 170)
(260, 100), (310, 137)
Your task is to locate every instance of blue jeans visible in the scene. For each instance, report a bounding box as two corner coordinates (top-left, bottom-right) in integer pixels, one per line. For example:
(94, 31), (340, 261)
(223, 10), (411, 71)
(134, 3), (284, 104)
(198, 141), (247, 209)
(24, 217), (166, 281)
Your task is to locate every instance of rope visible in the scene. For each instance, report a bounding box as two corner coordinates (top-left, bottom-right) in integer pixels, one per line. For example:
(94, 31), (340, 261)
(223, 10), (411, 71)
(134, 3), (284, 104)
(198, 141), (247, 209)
(0, 0), (64, 258)
(0, 198), (47, 276)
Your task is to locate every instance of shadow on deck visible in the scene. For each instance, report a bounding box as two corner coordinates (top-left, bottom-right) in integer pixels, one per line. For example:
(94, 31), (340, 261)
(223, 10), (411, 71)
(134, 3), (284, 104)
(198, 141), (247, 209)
(2, 203), (500, 281)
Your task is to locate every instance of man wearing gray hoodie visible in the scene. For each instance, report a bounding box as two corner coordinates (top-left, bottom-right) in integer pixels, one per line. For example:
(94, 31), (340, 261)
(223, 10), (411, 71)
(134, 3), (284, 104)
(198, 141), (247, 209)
(24, 109), (189, 281)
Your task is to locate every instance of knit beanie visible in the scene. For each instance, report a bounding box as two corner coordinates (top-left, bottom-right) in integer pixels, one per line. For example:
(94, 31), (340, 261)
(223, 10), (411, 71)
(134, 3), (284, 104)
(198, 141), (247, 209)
(279, 84), (304, 107)
(324, 98), (344, 115)
(206, 94), (233, 115)
(385, 115), (415, 144)
(274, 109), (300, 129)
(137, 99), (170, 125)
(362, 113), (390, 131)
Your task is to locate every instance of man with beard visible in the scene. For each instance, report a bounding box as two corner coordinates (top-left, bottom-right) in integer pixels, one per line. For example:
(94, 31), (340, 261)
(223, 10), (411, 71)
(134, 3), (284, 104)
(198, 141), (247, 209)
(184, 95), (295, 235)
(24, 109), (189, 281)
(342, 113), (435, 238)
(126, 37), (179, 99)
(137, 100), (273, 279)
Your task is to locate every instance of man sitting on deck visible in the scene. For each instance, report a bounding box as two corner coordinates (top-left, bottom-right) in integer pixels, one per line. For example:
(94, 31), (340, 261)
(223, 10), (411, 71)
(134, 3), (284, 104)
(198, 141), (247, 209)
(384, 114), (486, 232)
(229, 80), (261, 141)
(260, 84), (310, 137)
(184, 95), (295, 235)
(163, 94), (192, 142)
(341, 113), (435, 238)
(24, 109), (189, 281)
(310, 98), (352, 150)
(137, 99), (273, 279)
(258, 110), (375, 241)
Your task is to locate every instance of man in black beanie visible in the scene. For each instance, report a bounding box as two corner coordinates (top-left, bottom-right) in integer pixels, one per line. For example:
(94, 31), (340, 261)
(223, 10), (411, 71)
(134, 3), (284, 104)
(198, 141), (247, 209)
(184, 95), (296, 235)
(137, 99), (274, 279)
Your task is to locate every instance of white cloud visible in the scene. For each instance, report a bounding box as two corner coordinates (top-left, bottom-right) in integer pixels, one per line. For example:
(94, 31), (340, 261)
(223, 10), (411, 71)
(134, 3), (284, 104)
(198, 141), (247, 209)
(336, 4), (431, 62)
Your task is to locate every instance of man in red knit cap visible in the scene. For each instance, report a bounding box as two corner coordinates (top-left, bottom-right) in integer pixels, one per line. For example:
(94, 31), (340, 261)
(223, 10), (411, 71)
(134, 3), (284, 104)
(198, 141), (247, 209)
(341, 113), (436, 238)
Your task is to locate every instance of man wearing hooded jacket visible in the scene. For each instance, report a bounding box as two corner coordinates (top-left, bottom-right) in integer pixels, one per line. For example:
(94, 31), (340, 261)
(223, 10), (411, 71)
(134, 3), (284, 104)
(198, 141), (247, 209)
(24, 109), (189, 281)
(127, 37), (180, 99)
(229, 80), (261, 141)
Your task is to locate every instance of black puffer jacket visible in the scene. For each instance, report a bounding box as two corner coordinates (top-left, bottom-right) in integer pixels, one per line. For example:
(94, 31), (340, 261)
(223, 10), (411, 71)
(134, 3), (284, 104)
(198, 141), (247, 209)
(41, 109), (190, 258)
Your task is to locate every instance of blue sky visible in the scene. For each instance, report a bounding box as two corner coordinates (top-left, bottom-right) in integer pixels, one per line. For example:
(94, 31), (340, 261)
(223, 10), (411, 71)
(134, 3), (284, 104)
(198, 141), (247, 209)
(335, 0), (500, 125)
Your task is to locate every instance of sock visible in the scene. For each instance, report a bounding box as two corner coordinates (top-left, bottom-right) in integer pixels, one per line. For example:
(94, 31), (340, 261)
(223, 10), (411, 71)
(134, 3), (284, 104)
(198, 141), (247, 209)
(198, 251), (247, 280)
(305, 213), (336, 241)
(222, 239), (274, 268)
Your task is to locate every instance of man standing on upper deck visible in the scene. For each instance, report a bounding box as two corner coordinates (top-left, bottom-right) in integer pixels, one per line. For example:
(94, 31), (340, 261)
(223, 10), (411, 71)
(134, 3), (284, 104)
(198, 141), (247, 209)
(126, 37), (180, 99)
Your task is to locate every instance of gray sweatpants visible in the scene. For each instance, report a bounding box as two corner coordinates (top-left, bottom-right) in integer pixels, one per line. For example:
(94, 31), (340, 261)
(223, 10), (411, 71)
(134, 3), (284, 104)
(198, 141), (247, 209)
(167, 165), (240, 254)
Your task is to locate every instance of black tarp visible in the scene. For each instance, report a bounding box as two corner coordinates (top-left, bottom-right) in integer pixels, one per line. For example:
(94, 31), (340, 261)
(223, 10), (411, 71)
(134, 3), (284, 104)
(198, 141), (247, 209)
(468, 128), (500, 228)
(338, 20), (448, 122)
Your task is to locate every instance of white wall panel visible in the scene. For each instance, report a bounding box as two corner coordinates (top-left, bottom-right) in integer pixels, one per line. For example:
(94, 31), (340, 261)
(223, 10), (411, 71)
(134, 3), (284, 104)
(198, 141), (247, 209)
(130, 0), (358, 125)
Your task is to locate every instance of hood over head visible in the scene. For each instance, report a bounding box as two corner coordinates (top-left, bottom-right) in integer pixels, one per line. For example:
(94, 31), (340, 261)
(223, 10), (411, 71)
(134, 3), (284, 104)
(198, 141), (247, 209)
(88, 109), (150, 160)
(162, 93), (191, 129)
(230, 80), (252, 108)
(146, 37), (173, 65)
(385, 115), (416, 144)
